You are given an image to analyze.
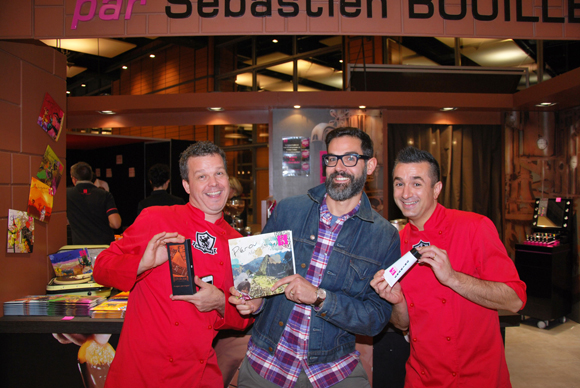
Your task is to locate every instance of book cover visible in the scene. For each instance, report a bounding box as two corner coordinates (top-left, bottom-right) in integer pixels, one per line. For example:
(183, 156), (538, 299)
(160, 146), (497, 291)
(7, 209), (34, 254)
(229, 230), (295, 300)
(37, 92), (64, 141)
(27, 177), (53, 223)
(36, 145), (64, 196)
(48, 248), (93, 279)
(167, 239), (196, 295)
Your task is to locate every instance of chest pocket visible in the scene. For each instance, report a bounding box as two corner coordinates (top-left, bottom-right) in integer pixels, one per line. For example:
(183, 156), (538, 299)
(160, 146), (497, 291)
(336, 251), (379, 297)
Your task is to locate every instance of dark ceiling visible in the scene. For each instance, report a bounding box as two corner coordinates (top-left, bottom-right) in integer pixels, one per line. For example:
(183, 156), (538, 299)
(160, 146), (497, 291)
(63, 36), (580, 97)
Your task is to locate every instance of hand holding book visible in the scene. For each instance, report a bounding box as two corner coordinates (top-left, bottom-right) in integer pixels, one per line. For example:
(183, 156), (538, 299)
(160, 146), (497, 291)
(171, 276), (226, 316)
(138, 231), (185, 275)
(228, 287), (263, 316)
(272, 274), (318, 305)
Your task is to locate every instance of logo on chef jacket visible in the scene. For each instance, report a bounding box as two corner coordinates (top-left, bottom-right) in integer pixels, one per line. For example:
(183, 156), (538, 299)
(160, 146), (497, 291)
(412, 240), (430, 249)
(192, 231), (217, 255)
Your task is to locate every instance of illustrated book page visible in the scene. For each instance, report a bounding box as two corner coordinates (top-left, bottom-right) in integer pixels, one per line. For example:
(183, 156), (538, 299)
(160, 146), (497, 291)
(229, 230), (295, 300)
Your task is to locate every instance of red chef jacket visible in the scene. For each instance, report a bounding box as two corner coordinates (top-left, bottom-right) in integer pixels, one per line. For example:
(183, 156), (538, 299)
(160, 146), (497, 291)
(399, 204), (526, 388)
(94, 203), (253, 388)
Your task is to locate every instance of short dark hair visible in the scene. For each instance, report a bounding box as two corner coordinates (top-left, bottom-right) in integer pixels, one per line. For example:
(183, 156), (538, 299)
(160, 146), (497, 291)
(70, 162), (93, 181)
(179, 141), (227, 181)
(237, 280), (251, 293)
(325, 127), (374, 158)
(393, 146), (440, 185)
(148, 164), (171, 188)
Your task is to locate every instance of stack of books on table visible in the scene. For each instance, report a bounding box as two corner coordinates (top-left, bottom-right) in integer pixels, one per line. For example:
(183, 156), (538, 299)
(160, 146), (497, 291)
(90, 291), (129, 319)
(3, 295), (53, 316)
(47, 295), (107, 317)
(3, 294), (106, 317)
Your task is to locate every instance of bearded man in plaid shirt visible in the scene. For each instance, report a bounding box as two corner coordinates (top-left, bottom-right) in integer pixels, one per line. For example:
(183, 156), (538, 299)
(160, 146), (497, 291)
(230, 127), (400, 388)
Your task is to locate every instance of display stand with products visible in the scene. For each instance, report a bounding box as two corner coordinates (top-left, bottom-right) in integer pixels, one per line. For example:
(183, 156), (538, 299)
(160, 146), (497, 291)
(515, 198), (574, 329)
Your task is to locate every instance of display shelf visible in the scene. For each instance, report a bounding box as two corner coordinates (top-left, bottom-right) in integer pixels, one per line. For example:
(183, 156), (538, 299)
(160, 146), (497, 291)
(0, 316), (123, 334)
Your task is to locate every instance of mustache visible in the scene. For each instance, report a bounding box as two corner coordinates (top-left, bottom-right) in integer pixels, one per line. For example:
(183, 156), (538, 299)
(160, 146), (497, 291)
(328, 171), (353, 181)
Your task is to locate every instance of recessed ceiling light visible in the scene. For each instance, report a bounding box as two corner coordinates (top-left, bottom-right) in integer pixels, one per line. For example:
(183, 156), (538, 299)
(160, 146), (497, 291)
(97, 110), (116, 115)
(272, 39), (278, 43)
(359, 105), (366, 109)
(122, 65), (128, 70)
(339, 59), (343, 63)
(81, 84), (86, 87)
(149, 54), (155, 58)
(535, 102), (557, 107)
(294, 105), (301, 109)
(208, 107), (224, 111)
(440, 107), (457, 111)
(66, 91), (71, 94)
(224, 133), (248, 139)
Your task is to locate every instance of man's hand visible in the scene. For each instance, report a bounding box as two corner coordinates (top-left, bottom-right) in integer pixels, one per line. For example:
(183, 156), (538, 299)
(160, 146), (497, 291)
(228, 287), (263, 316)
(272, 274), (317, 305)
(137, 232), (185, 275)
(371, 269), (410, 331)
(52, 333), (112, 346)
(415, 245), (456, 287)
(370, 270), (406, 305)
(416, 245), (524, 313)
(171, 276), (226, 316)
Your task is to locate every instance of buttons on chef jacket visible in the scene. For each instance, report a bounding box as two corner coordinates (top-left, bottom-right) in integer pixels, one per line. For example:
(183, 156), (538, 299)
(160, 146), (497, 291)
(208, 325), (213, 329)
(169, 357), (174, 362)
(452, 372), (456, 377)
(175, 322), (179, 326)
(200, 359), (205, 364)
(220, 261), (224, 265)
(421, 370), (425, 375)
(442, 299), (446, 304)
(410, 303), (414, 307)
(221, 231), (225, 235)
(439, 230), (443, 234)
(447, 337), (451, 341)
(404, 240), (408, 244)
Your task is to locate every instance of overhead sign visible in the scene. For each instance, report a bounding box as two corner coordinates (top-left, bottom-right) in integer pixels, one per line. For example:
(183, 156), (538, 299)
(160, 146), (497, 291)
(2, 0), (578, 40)
(71, 0), (580, 30)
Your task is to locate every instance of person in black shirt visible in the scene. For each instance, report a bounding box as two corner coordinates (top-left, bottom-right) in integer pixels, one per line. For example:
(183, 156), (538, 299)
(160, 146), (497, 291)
(137, 163), (185, 216)
(67, 162), (122, 245)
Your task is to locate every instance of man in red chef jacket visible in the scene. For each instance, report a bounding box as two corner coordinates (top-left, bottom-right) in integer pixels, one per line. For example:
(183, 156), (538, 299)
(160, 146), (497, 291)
(94, 141), (252, 388)
(371, 146), (526, 388)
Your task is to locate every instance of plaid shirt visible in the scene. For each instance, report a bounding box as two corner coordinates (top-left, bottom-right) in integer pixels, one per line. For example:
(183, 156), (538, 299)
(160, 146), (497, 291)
(247, 195), (361, 388)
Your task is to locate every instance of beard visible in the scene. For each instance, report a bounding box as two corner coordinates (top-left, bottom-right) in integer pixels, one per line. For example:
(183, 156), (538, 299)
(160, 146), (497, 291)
(325, 165), (367, 202)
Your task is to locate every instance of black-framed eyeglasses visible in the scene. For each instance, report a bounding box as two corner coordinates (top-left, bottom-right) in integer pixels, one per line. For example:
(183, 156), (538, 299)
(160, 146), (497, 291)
(322, 153), (370, 167)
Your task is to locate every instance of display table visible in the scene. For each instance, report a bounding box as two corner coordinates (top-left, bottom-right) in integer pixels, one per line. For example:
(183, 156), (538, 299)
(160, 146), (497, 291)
(0, 316), (123, 334)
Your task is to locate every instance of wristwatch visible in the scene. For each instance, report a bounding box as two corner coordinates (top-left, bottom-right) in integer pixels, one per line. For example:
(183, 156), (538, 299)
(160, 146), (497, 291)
(312, 288), (327, 308)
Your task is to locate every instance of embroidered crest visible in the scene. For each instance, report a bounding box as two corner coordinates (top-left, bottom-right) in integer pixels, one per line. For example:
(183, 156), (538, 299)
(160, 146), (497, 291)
(192, 231), (217, 255)
(412, 240), (430, 249)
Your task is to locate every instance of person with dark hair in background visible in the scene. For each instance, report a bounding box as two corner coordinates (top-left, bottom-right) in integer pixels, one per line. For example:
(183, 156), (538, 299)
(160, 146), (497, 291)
(67, 161), (121, 245)
(229, 127), (400, 388)
(137, 163), (185, 216)
(93, 142), (252, 388)
(371, 146), (526, 388)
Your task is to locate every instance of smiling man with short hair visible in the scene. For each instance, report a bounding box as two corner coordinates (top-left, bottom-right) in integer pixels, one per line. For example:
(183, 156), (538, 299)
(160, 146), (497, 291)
(94, 141), (252, 388)
(230, 127), (400, 388)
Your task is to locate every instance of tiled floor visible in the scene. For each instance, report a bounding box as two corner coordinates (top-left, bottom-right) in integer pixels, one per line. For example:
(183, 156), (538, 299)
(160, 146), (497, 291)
(505, 319), (580, 388)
